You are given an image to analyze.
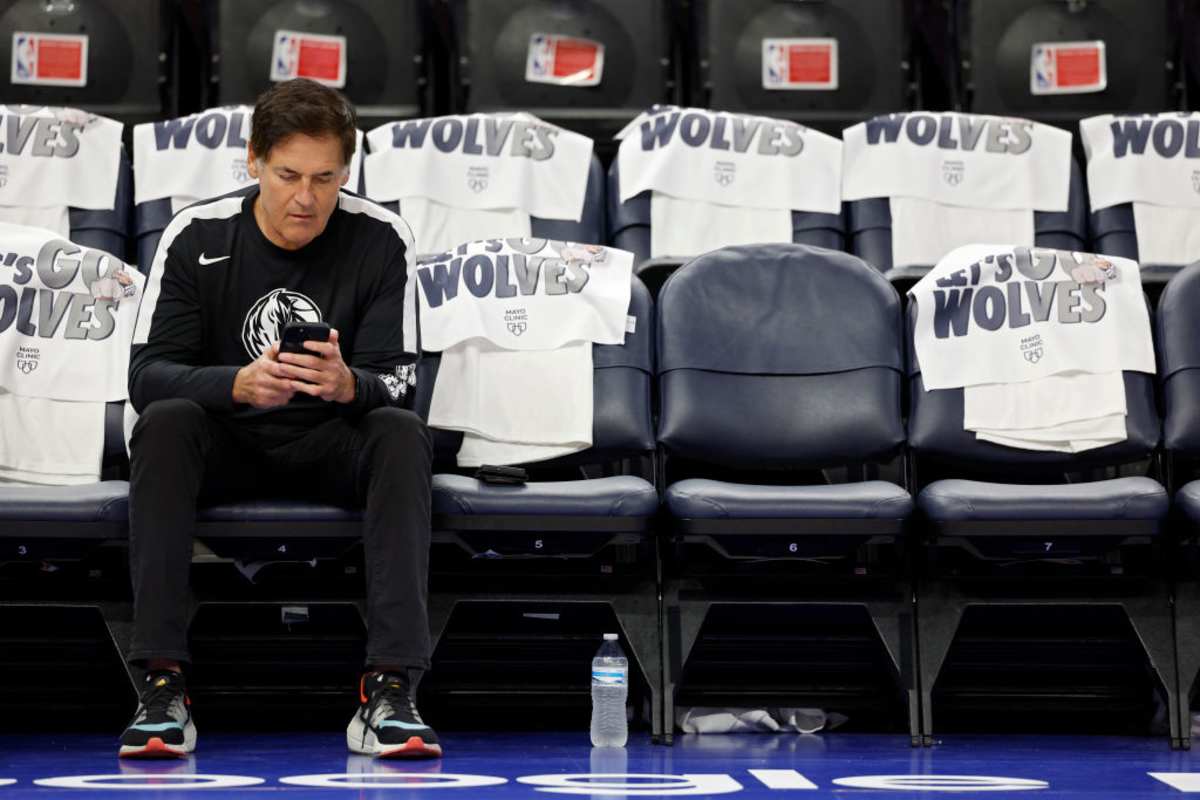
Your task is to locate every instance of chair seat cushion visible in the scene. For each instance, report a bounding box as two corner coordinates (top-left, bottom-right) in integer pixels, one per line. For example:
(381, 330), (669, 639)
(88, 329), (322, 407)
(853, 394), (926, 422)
(198, 500), (362, 523)
(665, 479), (912, 519)
(0, 480), (128, 523)
(433, 474), (658, 517)
(1176, 480), (1200, 524)
(919, 477), (1168, 522)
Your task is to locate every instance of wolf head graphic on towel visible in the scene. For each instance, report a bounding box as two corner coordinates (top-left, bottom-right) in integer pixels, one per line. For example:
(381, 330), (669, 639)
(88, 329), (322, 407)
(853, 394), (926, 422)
(1062, 251), (1116, 285)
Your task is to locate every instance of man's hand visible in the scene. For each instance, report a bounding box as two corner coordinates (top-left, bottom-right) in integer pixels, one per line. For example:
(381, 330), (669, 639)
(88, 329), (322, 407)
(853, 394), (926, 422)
(232, 342), (296, 408)
(276, 328), (356, 404)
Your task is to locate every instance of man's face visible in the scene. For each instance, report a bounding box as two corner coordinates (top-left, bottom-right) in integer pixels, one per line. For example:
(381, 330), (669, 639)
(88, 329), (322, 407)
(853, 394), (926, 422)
(248, 132), (349, 250)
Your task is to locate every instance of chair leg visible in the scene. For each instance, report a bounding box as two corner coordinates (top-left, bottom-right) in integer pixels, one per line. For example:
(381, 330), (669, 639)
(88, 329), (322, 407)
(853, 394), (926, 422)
(661, 580), (709, 746)
(915, 583), (965, 746)
(610, 580), (665, 742)
(1124, 589), (1183, 749)
(866, 585), (921, 747)
(1175, 581), (1200, 750)
(98, 601), (141, 697)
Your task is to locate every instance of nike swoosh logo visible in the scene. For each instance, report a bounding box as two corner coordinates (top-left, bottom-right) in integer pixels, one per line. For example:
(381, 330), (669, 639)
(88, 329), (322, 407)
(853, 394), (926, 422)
(198, 253), (230, 266)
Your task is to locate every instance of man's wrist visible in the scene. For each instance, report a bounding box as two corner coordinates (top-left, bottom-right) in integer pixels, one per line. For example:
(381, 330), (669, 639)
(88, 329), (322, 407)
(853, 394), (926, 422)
(336, 367), (357, 404)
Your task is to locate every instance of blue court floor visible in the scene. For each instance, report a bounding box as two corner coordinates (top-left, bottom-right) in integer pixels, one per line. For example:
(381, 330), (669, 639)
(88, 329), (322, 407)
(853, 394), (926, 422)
(4, 732), (1200, 798)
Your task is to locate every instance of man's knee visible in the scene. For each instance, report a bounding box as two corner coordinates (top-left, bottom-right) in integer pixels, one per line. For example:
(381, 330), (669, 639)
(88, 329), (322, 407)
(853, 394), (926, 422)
(131, 398), (208, 450)
(362, 407), (431, 455)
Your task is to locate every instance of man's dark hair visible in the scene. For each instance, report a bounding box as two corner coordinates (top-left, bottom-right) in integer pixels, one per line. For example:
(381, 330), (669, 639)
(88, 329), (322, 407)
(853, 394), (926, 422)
(250, 78), (357, 167)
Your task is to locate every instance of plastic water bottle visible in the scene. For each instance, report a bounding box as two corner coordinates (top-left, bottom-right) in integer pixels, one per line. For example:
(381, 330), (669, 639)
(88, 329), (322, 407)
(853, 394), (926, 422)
(590, 633), (629, 747)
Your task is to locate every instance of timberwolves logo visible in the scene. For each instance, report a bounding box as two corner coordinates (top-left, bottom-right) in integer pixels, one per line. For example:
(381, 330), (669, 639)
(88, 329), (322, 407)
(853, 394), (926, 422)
(241, 288), (323, 360)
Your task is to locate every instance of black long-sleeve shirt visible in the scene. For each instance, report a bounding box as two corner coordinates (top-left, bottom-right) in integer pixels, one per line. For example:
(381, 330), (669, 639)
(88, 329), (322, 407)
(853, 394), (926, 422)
(129, 186), (417, 434)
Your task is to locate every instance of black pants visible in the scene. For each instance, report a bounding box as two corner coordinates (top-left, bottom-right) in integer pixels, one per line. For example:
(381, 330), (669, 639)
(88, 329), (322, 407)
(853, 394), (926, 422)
(127, 398), (433, 670)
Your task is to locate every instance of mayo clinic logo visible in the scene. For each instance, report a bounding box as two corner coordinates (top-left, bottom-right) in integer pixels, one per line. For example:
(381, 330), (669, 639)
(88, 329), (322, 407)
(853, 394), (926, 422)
(0, 165), (9, 188)
(15, 345), (39, 374)
(943, 160), (965, 186)
(714, 161), (736, 187)
(467, 166), (489, 193)
(232, 157), (249, 183)
(1191, 168), (1200, 194)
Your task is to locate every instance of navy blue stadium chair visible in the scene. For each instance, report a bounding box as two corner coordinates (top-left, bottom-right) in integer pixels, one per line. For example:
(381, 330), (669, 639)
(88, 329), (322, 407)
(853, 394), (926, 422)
(413, 277), (663, 737)
(848, 155), (1087, 288)
(448, 0), (675, 150)
(379, 153), (607, 257)
(1155, 264), (1200, 749)
(0, 401), (137, 691)
(906, 300), (1177, 746)
(68, 145), (133, 263)
(607, 158), (846, 297)
(959, 0), (1176, 129)
(655, 243), (917, 744)
(1091, 205), (1186, 290)
(206, 1), (430, 131)
(688, 0), (913, 135)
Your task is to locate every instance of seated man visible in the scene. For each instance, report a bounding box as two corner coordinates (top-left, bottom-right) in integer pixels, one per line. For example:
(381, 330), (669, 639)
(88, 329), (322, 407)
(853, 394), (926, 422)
(120, 78), (438, 759)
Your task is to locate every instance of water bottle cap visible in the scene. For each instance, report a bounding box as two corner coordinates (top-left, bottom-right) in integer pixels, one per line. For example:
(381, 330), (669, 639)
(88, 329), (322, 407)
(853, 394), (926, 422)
(603, 633), (618, 641)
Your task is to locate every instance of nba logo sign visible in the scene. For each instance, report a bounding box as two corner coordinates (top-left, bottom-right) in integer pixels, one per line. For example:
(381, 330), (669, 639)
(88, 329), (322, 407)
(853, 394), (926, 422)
(11, 32), (88, 87)
(525, 33), (604, 87)
(270, 30), (347, 88)
(761, 38), (838, 91)
(1030, 41), (1106, 95)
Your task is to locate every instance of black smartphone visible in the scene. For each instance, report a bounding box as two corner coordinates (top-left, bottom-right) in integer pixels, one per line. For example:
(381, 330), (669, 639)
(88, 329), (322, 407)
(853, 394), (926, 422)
(279, 321), (331, 355)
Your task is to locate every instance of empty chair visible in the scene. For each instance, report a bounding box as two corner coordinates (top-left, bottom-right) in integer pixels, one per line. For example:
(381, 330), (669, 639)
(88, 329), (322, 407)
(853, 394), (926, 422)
(688, 0), (913, 135)
(205, 1), (430, 131)
(656, 243), (916, 744)
(421, 276), (663, 737)
(0, 0), (178, 124)
(1156, 264), (1200, 748)
(363, 114), (605, 256)
(843, 111), (1086, 287)
(960, 0), (1175, 128)
(906, 291), (1176, 745)
(448, 0), (674, 148)
(608, 107), (845, 296)
(1083, 112), (1200, 288)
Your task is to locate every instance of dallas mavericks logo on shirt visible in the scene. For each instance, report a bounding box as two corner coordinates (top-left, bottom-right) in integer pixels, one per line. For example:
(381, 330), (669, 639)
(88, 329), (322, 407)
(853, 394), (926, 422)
(241, 288), (323, 360)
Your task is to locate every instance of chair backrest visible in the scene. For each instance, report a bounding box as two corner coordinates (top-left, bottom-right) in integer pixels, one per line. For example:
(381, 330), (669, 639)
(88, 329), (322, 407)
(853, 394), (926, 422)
(960, 0), (1173, 126)
(689, 0), (910, 134)
(848, 156), (1087, 276)
(1157, 264), (1200, 455)
(207, 0), (428, 130)
(0, 0), (169, 122)
(379, 154), (607, 253)
(70, 145), (133, 262)
(449, 0), (674, 146)
(606, 157), (845, 267)
(906, 301), (1160, 473)
(411, 275), (656, 468)
(656, 243), (904, 470)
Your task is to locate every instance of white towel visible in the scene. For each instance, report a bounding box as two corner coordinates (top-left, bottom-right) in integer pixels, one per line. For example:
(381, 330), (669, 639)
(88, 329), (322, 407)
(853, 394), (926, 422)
(910, 244), (1154, 452)
(889, 197), (1034, 270)
(398, 198), (530, 256)
(429, 340), (593, 467)
(649, 194), (793, 258)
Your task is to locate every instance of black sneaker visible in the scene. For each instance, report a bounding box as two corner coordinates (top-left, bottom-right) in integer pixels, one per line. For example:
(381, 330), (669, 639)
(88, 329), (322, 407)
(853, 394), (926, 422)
(347, 671), (441, 758)
(119, 670), (196, 758)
